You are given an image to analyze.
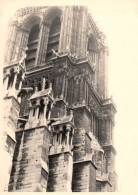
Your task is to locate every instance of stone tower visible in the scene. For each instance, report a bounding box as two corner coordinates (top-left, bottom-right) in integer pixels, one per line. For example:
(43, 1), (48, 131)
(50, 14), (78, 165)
(3, 6), (117, 192)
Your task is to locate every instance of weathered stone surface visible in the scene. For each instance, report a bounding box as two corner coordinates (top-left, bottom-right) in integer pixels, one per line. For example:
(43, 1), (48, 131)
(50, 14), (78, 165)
(72, 161), (96, 192)
(2, 5), (117, 192)
(47, 152), (73, 192)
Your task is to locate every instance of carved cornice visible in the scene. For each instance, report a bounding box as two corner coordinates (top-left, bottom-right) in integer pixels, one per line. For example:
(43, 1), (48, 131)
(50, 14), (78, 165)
(14, 6), (48, 17)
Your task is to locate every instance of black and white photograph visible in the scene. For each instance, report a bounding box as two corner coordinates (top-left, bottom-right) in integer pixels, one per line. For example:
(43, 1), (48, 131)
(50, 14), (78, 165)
(0, 0), (137, 193)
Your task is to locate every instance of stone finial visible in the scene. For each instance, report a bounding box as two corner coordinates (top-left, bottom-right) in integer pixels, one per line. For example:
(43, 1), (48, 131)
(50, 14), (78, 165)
(42, 77), (46, 90)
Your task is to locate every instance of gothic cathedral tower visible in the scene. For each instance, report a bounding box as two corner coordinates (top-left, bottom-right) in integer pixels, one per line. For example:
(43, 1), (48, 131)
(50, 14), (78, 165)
(2, 6), (117, 192)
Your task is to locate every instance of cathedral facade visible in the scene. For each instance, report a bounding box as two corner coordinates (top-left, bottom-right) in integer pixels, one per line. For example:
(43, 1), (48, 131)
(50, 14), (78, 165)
(2, 6), (117, 192)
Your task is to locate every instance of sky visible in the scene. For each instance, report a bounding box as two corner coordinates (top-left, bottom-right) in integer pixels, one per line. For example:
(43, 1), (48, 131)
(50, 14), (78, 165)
(0, 0), (138, 193)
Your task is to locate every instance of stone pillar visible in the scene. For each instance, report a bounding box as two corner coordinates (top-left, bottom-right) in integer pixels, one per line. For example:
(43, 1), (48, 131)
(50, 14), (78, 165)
(81, 7), (88, 58)
(58, 6), (73, 54)
(97, 48), (108, 99)
(11, 27), (23, 62)
(70, 7), (78, 56)
(91, 112), (94, 133)
(43, 98), (48, 124)
(29, 109), (33, 120)
(35, 99), (40, 119)
(36, 21), (51, 65)
(12, 71), (18, 89)
(18, 72), (25, 91)
(61, 74), (65, 99)
(79, 77), (84, 104)
(59, 126), (63, 145)
(18, 28), (30, 60)
(4, 21), (18, 63)
(42, 77), (46, 90)
(66, 124), (71, 145)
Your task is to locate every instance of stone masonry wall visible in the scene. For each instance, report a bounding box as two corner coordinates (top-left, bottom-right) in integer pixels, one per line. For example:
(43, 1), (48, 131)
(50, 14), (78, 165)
(72, 161), (96, 192)
(8, 126), (50, 192)
(47, 152), (73, 192)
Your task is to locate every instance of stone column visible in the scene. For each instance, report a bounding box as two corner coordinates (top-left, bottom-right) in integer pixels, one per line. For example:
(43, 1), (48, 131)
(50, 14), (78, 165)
(76, 8), (81, 57)
(70, 134), (73, 145)
(59, 126), (63, 145)
(35, 99), (40, 119)
(12, 71), (18, 89)
(36, 21), (51, 65)
(61, 74), (65, 99)
(93, 114), (95, 136)
(81, 7), (88, 58)
(58, 7), (73, 54)
(11, 70), (18, 97)
(18, 78), (22, 90)
(42, 77), (46, 90)
(28, 102), (33, 120)
(17, 28), (30, 60)
(43, 98), (48, 124)
(18, 72), (25, 90)
(96, 117), (99, 139)
(11, 26), (24, 62)
(91, 112), (94, 133)
(70, 7), (78, 56)
(83, 77), (87, 105)
(97, 47), (109, 99)
(79, 76), (84, 104)
(66, 124), (71, 145)
(66, 131), (69, 145)
(4, 21), (18, 63)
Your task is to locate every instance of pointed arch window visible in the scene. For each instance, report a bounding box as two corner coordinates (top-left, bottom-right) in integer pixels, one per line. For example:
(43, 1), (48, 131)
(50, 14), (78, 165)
(87, 36), (97, 64)
(46, 17), (61, 61)
(25, 24), (40, 68)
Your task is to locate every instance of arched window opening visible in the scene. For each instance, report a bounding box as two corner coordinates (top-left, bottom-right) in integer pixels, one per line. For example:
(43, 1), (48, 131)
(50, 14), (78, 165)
(7, 69), (15, 90)
(37, 82), (42, 91)
(62, 125), (67, 144)
(31, 85), (35, 92)
(46, 101), (51, 119)
(32, 101), (36, 117)
(45, 80), (50, 89)
(57, 134), (59, 142)
(28, 24), (39, 42)
(87, 37), (97, 64)
(16, 71), (22, 90)
(25, 24), (40, 68)
(38, 99), (44, 119)
(46, 17), (61, 61)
